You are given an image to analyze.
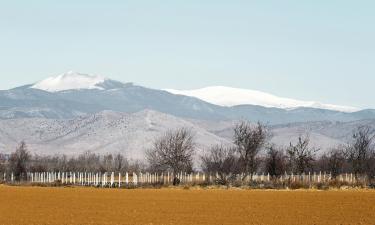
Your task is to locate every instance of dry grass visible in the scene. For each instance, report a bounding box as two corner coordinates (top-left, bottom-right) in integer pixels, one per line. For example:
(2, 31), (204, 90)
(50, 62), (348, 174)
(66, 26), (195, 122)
(0, 185), (374, 225)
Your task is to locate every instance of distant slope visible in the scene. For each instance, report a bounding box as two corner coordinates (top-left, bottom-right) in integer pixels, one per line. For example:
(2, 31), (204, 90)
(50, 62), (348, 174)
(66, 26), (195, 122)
(0, 110), (230, 159)
(189, 119), (375, 153)
(1, 109), (374, 158)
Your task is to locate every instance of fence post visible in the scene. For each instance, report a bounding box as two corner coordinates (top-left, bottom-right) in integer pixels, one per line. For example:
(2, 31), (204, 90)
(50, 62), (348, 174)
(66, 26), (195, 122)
(110, 172), (114, 187)
(133, 172), (138, 186)
(125, 172), (129, 185)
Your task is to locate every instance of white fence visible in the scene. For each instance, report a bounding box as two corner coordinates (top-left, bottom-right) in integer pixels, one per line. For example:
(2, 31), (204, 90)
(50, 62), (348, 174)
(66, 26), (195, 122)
(0, 171), (367, 187)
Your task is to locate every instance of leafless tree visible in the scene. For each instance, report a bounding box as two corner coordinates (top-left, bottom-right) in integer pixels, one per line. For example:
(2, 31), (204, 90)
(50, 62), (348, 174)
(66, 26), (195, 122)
(146, 128), (195, 185)
(9, 141), (31, 181)
(327, 146), (346, 178)
(0, 153), (7, 173)
(127, 160), (147, 173)
(56, 155), (69, 172)
(201, 145), (237, 184)
(287, 135), (318, 174)
(100, 154), (114, 172)
(29, 154), (57, 172)
(234, 121), (267, 180)
(265, 145), (286, 177)
(368, 154), (375, 183)
(114, 153), (128, 172)
(345, 126), (375, 178)
(74, 151), (100, 172)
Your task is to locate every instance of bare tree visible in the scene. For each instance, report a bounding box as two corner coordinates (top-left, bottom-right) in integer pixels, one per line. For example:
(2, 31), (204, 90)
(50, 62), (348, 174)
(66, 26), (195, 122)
(30, 154), (58, 172)
(327, 147), (345, 178)
(100, 154), (114, 172)
(127, 160), (147, 173)
(114, 153), (128, 172)
(368, 153), (375, 183)
(345, 126), (375, 178)
(287, 136), (318, 174)
(265, 145), (286, 177)
(146, 128), (195, 185)
(234, 121), (267, 180)
(201, 145), (237, 184)
(74, 151), (100, 172)
(57, 155), (69, 172)
(9, 141), (31, 181)
(0, 153), (7, 173)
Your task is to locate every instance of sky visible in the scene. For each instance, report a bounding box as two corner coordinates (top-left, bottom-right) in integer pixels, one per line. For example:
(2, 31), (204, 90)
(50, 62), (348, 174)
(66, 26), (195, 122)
(0, 0), (374, 108)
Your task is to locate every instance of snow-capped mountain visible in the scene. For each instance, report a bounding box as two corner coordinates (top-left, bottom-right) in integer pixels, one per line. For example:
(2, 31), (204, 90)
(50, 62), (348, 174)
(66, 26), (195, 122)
(165, 86), (359, 113)
(1, 71), (375, 157)
(31, 72), (358, 113)
(32, 71), (107, 92)
(1, 71), (374, 124)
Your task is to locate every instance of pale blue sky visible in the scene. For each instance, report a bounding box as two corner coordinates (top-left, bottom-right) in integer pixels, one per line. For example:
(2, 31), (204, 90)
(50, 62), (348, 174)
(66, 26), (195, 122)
(1, 1), (374, 108)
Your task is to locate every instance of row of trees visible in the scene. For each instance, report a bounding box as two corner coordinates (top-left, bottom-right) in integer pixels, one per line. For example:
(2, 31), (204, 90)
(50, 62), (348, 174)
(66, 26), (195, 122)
(147, 122), (375, 184)
(0, 145), (146, 181)
(1, 121), (374, 184)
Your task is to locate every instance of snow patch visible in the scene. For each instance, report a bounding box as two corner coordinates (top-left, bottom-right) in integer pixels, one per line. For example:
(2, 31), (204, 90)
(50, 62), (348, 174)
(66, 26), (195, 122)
(164, 86), (359, 113)
(32, 71), (106, 92)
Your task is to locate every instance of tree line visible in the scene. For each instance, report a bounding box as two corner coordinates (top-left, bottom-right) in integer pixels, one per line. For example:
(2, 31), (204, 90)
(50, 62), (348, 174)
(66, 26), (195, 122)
(146, 122), (375, 185)
(0, 145), (146, 181)
(1, 121), (374, 185)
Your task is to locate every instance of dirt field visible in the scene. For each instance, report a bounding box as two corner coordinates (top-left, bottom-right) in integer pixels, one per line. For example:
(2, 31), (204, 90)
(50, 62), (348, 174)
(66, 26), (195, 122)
(0, 186), (374, 225)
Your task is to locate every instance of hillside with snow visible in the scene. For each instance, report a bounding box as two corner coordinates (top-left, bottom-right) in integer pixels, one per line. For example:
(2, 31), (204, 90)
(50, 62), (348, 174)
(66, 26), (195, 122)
(1, 109), (374, 157)
(165, 86), (359, 113)
(0, 110), (231, 159)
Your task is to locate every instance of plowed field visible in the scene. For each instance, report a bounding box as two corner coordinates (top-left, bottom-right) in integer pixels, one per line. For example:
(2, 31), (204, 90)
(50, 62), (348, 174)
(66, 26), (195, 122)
(0, 186), (374, 225)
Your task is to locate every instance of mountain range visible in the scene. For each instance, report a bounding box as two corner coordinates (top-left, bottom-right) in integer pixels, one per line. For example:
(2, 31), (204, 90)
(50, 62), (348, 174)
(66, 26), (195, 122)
(0, 71), (374, 158)
(1, 72), (375, 123)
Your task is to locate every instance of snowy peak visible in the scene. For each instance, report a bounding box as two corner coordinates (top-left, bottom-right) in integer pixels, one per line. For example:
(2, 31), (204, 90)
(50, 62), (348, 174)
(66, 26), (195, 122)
(31, 71), (107, 92)
(165, 86), (359, 113)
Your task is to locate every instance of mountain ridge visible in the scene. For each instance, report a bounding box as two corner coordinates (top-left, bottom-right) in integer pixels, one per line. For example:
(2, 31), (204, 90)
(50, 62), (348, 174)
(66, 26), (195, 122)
(0, 72), (374, 125)
(29, 72), (360, 112)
